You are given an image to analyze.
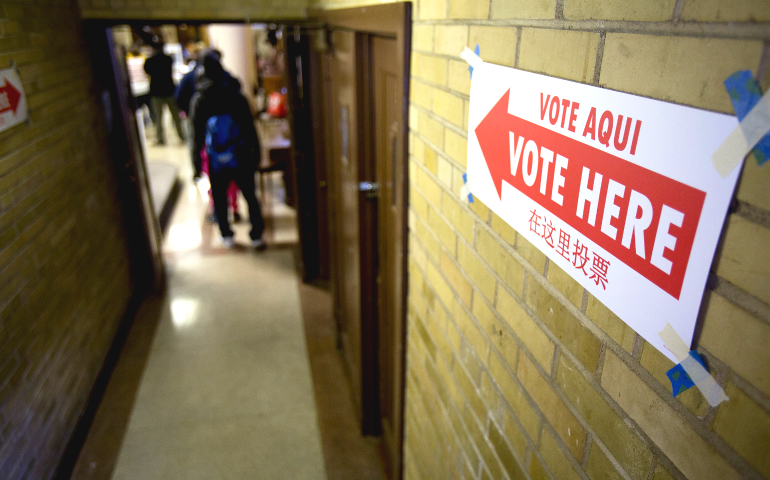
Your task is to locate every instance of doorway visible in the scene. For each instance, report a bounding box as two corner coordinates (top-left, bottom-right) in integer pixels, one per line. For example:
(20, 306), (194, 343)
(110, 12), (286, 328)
(315, 4), (411, 477)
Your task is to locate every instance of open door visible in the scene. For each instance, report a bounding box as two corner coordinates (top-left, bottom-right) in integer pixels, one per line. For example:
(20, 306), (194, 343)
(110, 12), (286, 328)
(84, 22), (165, 292)
(315, 4), (411, 477)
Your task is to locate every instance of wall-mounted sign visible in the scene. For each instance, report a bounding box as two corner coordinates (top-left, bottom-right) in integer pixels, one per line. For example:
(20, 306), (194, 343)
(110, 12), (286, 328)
(466, 63), (740, 363)
(0, 66), (28, 133)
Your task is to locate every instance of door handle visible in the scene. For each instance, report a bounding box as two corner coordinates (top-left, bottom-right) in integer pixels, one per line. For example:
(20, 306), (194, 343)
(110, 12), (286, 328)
(359, 181), (379, 199)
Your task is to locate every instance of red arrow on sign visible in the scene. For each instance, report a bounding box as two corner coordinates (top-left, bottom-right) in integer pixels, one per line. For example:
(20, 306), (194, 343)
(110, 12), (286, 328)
(475, 89), (515, 199)
(473, 88), (707, 300)
(0, 79), (21, 115)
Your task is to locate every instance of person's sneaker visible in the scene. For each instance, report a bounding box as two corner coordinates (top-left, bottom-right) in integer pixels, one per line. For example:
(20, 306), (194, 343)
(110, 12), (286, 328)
(251, 238), (266, 250)
(222, 236), (235, 248)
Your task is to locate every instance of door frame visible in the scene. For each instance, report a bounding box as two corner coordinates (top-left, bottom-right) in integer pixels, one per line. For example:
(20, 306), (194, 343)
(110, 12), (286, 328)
(314, 3), (411, 477)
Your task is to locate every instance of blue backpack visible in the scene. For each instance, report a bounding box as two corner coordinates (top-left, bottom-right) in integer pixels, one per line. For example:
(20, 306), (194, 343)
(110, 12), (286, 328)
(205, 114), (244, 173)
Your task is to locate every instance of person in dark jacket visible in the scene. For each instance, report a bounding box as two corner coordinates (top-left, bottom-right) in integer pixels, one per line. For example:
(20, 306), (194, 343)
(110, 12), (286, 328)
(175, 48), (240, 178)
(144, 41), (184, 145)
(191, 53), (265, 249)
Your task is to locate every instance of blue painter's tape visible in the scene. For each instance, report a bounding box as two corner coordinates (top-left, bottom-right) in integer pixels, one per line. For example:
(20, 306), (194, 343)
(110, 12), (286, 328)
(667, 351), (707, 397)
(462, 173), (474, 203)
(469, 44), (480, 79)
(724, 70), (770, 166)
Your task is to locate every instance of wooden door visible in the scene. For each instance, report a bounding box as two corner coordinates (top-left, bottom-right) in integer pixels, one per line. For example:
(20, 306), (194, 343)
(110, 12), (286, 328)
(372, 35), (405, 475)
(324, 29), (366, 415)
(317, 4), (411, 477)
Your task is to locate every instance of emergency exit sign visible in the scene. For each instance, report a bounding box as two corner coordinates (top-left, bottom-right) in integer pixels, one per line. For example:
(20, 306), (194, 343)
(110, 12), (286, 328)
(466, 63), (741, 362)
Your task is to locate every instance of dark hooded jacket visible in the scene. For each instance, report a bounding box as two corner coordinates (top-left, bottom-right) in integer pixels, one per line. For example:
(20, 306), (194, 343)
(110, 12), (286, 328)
(190, 55), (258, 172)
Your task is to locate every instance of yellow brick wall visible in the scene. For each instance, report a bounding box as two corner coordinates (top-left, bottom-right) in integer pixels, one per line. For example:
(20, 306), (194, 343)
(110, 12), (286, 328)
(57, 0), (770, 478)
(0, 0), (134, 477)
(320, 0), (770, 479)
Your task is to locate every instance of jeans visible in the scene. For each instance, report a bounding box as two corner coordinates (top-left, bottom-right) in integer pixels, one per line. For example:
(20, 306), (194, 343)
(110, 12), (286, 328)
(210, 166), (264, 240)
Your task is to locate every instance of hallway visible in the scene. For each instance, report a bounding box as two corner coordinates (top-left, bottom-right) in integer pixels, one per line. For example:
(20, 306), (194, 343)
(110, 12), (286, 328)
(69, 139), (388, 479)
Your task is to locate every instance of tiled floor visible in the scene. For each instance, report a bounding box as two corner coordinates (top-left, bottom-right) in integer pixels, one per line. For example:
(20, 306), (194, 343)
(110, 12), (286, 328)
(70, 120), (388, 480)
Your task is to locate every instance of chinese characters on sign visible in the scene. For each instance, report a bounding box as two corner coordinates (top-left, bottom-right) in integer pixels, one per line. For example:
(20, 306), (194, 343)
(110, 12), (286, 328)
(466, 62), (741, 362)
(528, 208), (610, 289)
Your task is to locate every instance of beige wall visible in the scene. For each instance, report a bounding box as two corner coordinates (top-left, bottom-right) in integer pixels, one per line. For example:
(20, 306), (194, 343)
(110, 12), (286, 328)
(0, 0), (134, 477)
(395, 0), (770, 479)
(77, 0), (309, 21)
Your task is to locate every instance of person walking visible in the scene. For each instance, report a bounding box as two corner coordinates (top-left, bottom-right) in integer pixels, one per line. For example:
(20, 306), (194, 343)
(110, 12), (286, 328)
(191, 53), (265, 249)
(144, 40), (185, 145)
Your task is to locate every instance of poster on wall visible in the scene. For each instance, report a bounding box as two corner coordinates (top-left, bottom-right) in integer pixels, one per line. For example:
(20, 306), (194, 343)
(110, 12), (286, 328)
(0, 66), (28, 134)
(466, 62), (741, 363)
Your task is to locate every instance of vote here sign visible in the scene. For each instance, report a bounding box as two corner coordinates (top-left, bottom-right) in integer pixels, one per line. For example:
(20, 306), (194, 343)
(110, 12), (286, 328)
(466, 63), (741, 362)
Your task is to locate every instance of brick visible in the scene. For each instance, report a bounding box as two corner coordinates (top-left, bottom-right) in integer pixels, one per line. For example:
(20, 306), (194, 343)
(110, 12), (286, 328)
(501, 409), (528, 460)
(700, 293), (770, 397)
(417, 166), (443, 207)
(474, 294), (517, 365)
(469, 192), (490, 221)
(433, 88), (465, 128)
(518, 29), (599, 83)
(681, 0), (770, 21)
(442, 193), (475, 242)
(490, 213), (516, 246)
(601, 350), (742, 480)
(600, 35), (763, 113)
(411, 187), (429, 221)
(713, 383), (770, 478)
(517, 351), (586, 459)
(526, 280), (601, 372)
(419, 0), (447, 19)
(449, 0), (490, 19)
(488, 418), (526, 480)
(638, 341), (708, 416)
(458, 241), (496, 302)
(413, 24), (434, 52)
(413, 52), (448, 86)
(564, 0), (675, 21)
(444, 128), (468, 167)
(477, 228), (525, 296)
(585, 295), (635, 352)
(411, 79), (433, 110)
(412, 135), (426, 163)
(548, 263), (584, 309)
(737, 154), (770, 212)
(652, 463), (674, 480)
(437, 155), (453, 187)
(419, 110), (446, 147)
(441, 251), (473, 307)
(585, 442), (624, 480)
(425, 146), (438, 174)
(515, 234), (546, 273)
(539, 427), (583, 480)
(447, 60), (472, 98)
(428, 258), (456, 310)
(716, 215), (770, 304)
(491, 0), (555, 19)
(497, 288), (554, 371)
(489, 353), (540, 439)
(435, 25), (468, 57)
(468, 27), (518, 68)
(428, 208), (457, 254)
(556, 355), (653, 480)
(529, 452), (549, 480)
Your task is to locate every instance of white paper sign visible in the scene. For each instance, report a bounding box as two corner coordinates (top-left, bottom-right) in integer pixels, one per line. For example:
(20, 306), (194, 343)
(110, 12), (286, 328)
(466, 62), (741, 362)
(0, 66), (28, 133)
